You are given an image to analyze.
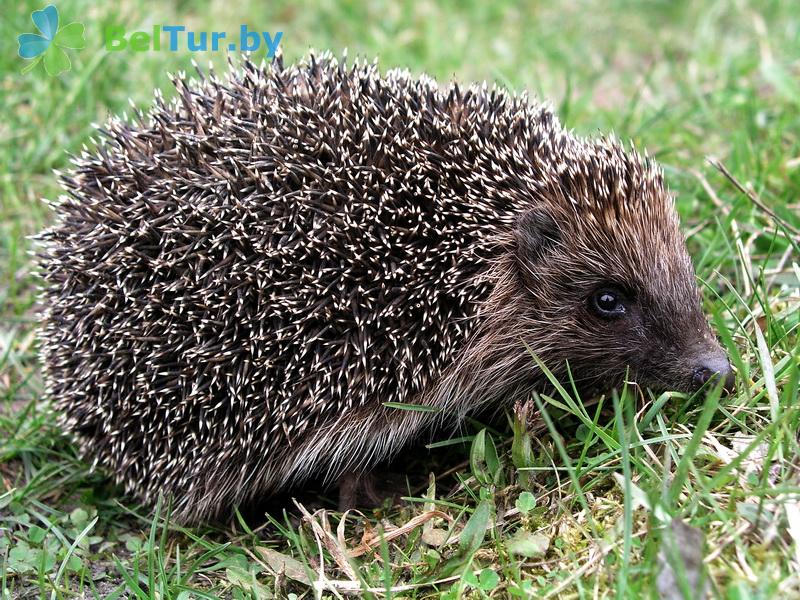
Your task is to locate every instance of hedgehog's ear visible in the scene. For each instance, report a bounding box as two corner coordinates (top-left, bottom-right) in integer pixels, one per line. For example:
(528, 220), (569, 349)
(515, 208), (561, 265)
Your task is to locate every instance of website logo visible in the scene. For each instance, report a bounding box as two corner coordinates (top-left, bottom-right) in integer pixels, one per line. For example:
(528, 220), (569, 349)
(104, 26), (282, 56)
(17, 4), (85, 76)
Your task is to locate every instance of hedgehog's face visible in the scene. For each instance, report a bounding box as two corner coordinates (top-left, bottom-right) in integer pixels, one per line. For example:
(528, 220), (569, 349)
(513, 190), (733, 395)
(573, 280), (733, 394)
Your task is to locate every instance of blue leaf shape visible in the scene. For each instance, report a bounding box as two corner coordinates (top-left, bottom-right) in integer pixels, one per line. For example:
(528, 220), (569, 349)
(18, 33), (51, 59)
(31, 4), (59, 41)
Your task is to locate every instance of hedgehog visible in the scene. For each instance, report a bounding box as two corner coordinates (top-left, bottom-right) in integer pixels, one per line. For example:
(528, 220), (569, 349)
(37, 53), (734, 524)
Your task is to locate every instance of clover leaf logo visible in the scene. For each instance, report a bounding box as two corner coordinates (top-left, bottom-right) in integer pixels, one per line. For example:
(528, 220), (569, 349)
(17, 5), (85, 76)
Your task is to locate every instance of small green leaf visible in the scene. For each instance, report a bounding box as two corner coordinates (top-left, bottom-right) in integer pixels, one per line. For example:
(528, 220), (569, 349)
(28, 524), (47, 544)
(470, 429), (501, 485)
(515, 491), (536, 515)
(9, 543), (39, 574)
(478, 568), (500, 590)
(66, 553), (83, 571)
(54, 22), (85, 49)
(512, 401), (535, 488)
(70, 507), (89, 528)
(43, 45), (70, 76)
(471, 429), (487, 481)
(458, 500), (492, 557)
(462, 569), (479, 587)
(121, 533), (142, 553)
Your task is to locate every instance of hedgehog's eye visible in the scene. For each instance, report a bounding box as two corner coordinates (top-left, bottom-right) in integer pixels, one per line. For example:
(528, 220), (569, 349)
(590, 289), (626, 319)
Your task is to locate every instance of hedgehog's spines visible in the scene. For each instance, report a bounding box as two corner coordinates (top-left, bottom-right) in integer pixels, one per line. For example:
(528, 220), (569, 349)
(38, 53), (687, 524)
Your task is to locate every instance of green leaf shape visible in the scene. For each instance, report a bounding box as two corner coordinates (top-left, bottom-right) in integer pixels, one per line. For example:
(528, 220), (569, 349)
(478, 568), (500, 590)
(440, 500), (494, 578)
(470, 429), (502, 486)
(458, 500), (492, 556)
(515, 491), (537, 515)
(54, 22), (85, 49)
(43, 45), (70, 76)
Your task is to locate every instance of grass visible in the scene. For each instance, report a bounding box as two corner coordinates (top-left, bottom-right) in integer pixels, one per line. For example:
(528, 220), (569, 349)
(1, 0), (799, 597)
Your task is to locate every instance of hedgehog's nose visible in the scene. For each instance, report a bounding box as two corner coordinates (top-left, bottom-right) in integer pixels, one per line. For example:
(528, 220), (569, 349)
(692, 352), (735, 392)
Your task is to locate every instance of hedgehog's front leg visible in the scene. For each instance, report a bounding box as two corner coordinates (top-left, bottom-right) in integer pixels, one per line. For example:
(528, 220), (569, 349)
(337, 469), (382, 511)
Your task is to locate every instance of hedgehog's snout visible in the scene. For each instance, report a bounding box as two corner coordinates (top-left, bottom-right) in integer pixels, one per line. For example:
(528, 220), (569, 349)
(689, 344), (735, 392)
